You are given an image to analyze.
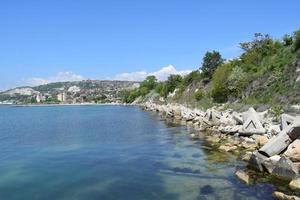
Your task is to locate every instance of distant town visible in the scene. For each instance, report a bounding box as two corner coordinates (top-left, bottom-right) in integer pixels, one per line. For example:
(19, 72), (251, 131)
(0, 80), (140, 105)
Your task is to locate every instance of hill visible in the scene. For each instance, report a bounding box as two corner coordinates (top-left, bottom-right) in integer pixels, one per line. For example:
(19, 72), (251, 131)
(0, 80), (140, 104)
(122, 30), (300, 112)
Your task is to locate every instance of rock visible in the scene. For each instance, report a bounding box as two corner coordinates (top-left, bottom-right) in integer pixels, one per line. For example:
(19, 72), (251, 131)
(284, 140), (300, 162)
(205, 109), (222, 125)
(218, 125), (241, 134)
(219, 115), (236, 126)
(239, 108), (265, 136)
(267, 124), (281, 136)
(253, 135), (269, 147)
(272, 191), (300, 200)
(190, 133), (199, 139)
(199, 117), (213, 129)
(248, 151), (268, 172)
(272, 156), (299, 180)
(241, 142), (257, 150)
(205, 135), (221, 144)
(172, 106), (181, 117)
(241, 152), (252, 162)
(289, 178), (300, 190)
(262, 155), (281, 173)
(219, 145), (237, 152)
(281, 114), (297, 130)
(233, 112), (243, 124)
(259, 122), (300, 157)
(235, 170), (250, 184)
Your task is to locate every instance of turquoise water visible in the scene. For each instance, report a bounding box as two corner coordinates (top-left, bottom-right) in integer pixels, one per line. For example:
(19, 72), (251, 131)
(0, 105), (275, 200)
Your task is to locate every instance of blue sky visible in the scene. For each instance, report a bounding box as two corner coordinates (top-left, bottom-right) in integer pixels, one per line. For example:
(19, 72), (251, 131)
(0, 0), (299, 90)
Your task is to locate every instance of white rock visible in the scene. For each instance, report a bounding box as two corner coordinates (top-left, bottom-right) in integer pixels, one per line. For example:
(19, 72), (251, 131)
(284, 139), (300, 162)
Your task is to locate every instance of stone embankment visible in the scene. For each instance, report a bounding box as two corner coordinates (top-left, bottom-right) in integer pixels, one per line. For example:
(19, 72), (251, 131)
(142, 101), (300, 199)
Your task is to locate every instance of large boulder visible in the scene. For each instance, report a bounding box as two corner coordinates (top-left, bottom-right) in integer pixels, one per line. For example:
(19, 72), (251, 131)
(205, 109), (222, 125)
(248, 151), (268, 172)
(239, 108), (265, 136)
(271, 156), (299, 180)
(262, 155), (281, 173)
(284, 139), (300, 162)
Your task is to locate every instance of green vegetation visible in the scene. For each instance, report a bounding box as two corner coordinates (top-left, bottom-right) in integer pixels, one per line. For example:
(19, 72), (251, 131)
(294, 30), (300, 52)
(201, 51), (224, 80)
(121, 28), (300, 107)
(194, 89), (204, 101)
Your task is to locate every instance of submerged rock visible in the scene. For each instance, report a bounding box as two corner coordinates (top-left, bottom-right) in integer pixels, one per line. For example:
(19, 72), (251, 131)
(241, 152), (252, 162)
(218, 145), (237, 152)
(235, 170), (250, 184)
(200, 185), (214, 195)
(272, 191), (300, 200)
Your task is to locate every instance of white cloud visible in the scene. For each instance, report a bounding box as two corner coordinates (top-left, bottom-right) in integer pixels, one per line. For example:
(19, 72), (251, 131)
(113, 65), (192, 81)
(24, 71), (85, 86)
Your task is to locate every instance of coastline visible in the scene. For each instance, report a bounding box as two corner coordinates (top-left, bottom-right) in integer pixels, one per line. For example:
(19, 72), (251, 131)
(6, 102), (131, 107)
(140, 101), (300, 199)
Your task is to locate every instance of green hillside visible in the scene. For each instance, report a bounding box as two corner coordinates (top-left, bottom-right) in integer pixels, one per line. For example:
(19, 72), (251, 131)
(122, 30), (300, 109)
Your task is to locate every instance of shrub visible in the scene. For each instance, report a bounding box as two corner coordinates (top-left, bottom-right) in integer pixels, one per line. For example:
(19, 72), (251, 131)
(160, 74), (183, 97)
(211, 63), (233, 102)
(228, 66), (248, 98)
(183, 70), (202, 86)
(194, 89), (204, 101)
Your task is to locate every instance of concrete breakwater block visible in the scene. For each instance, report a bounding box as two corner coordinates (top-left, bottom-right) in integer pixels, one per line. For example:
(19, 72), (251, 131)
(239, 108), (265, 136)
(258, 121), (300, 157)
(281, 114), (298, 130)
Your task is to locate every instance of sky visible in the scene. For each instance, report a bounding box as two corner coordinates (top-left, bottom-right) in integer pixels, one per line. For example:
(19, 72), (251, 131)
(0, 0), (300, 91)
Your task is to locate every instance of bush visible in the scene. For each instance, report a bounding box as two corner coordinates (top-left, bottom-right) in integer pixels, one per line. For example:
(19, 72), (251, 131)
(211, 63), (233, 102)
(228, 66), (248, 98)
(183, 70), (202, 86)
(160, 74), (183, 97)
(194, 89), (204, 101)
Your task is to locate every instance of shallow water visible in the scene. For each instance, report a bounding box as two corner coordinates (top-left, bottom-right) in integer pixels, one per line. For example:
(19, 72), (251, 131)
(0, 105), (275, 200)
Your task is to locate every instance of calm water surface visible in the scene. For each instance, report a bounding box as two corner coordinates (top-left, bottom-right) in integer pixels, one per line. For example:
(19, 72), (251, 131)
(0, 105), (275, 200)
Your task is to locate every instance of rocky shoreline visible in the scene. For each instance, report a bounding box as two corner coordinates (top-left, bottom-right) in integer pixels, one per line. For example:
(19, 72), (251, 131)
(141, 101), (300, 200)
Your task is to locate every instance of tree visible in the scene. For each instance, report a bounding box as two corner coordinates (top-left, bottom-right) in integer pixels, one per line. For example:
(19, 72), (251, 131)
(140, 75), (157, 91)
(239, 33), (276, 68)
(158, 75), (183, 98)
(201, 51), (224, 79)
(283, 34), (293, 46)
(294, 29), (300, 52)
